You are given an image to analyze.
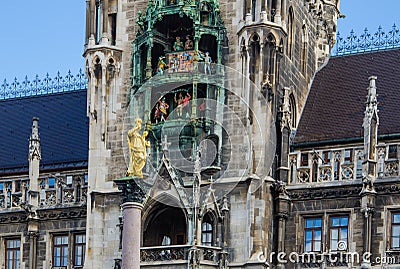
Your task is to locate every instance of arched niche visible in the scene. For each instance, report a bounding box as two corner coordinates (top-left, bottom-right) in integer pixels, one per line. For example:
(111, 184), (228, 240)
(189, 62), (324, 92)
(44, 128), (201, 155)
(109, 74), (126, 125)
(143, 203), (188, 247)
(199, 34), (218, 63)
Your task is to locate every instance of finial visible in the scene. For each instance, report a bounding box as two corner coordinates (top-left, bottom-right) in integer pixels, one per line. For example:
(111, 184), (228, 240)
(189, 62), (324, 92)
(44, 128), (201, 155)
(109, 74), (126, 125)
(162, 135), (171, 152)
(194, 147), (201, 174)
(366, 76), (378, 105)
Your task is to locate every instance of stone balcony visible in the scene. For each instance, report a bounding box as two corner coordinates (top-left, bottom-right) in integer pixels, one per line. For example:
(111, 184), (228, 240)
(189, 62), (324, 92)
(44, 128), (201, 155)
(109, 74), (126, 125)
(0, 171), (88, 210)
(140, 245), (223, 268)
(290, 143), (400, 185)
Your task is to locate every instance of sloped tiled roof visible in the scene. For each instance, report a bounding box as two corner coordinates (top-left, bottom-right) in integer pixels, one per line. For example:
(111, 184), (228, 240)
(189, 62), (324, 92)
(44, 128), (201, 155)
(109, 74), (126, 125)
(0, 90), (88, 173)
(294, 48), (400, 146)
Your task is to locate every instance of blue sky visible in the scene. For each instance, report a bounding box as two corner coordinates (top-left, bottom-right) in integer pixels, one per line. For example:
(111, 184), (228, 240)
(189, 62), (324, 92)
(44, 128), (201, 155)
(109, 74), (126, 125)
(0, 0), (399, 82)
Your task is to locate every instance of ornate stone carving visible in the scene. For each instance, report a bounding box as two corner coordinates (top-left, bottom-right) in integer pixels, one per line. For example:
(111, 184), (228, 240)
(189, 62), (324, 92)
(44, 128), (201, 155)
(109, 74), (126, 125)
(114, 177), (146, 204)
(361, 173), (376, 194)
(289, 187), (362, 201)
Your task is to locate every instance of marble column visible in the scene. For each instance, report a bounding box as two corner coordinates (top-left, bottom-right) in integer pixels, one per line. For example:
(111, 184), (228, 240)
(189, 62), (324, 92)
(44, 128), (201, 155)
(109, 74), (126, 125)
(114, 177), (146, 269)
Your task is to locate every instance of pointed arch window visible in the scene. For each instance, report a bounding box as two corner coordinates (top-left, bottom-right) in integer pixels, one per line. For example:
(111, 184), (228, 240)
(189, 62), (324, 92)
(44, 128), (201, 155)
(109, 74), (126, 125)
(289, 94), (296, 129)
(300, 24), (308, 76)
(251, 0), (257, 21)
(333, 152), (341, 181)
(263, 35), (276, 87)
(356, 151), (364, 179)
(202, 213), (214, 246)
(312, 155), (319, 182)
(287, 7), (295, 59)
(249, 34), (260, 84)
(95, 0), (102, 44)
(244, 0), (250, 20)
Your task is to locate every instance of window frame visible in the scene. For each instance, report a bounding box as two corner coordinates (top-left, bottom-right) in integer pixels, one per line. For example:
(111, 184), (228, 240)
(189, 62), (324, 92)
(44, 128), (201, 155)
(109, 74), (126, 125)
(73, 233), (86, 268)
(201, 213), (215, 247)
(304, 217), (323, 252)
(201, 221), (213, 246)
(333, 154), (341, 181)
(388, 145), (398, 159)
(300, 153), (309, 167)
(328, 215), (349, 251)
(322, 151), (331, 165)
(5, 238), (20, 269)
(53, 234), (69, 267)
(344, 149), (353, 163)
(391, 212), (400, 250)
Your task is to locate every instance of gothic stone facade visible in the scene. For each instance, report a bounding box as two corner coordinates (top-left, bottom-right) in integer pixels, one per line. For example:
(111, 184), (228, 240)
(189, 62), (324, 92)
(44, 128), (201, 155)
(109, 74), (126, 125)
(83, 0), (340, 268)
(3, 1), (400, 269)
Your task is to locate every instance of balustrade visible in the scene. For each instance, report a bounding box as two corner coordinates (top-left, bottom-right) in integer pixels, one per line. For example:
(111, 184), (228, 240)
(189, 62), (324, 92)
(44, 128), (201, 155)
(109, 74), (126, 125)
(140, 245), (222, 264)
(290, 143), (400, 184)
(0, 173), (87, 210)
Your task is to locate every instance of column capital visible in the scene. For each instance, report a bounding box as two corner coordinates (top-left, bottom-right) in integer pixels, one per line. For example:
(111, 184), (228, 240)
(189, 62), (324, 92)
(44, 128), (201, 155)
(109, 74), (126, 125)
(114, 176), (146, 204)
(27, 231), (40, 239)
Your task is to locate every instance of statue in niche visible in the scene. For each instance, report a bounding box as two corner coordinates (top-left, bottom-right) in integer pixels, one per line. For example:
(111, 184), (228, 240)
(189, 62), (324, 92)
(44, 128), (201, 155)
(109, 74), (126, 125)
(154, 103), (161, 123)
(157, 56), (167, 75)
(200, 2), (211, 25)
(158, 97), (170, 121)
(136, 10), (146, 34)
(174, 92), (191, 118)
(203, 52), (212, 74)
(184, 35), (194, 50)
(198, 99), (206, 118)
(126, 118), (150, 178)
(181, 51), (193, 71)
(173, 36), (184, 51)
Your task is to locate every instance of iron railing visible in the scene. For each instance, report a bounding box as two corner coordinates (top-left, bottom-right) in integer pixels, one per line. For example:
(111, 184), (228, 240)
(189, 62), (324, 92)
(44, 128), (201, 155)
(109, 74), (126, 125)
(0, 69), (87, 100)
(332, 24), (400, 56)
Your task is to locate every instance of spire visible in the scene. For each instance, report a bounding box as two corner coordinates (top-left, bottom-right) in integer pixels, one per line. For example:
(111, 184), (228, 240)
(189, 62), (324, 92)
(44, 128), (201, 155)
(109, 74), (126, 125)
(366, 76), (378, 112)
(361, 76), (379, 194)
(28, 117), (41, 210)
(280, 87), (291, 131)
(29, 117), (41, 161)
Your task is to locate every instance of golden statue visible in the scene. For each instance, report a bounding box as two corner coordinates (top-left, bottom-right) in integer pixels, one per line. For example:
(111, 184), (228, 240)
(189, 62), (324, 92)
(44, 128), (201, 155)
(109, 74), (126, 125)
(126, 118), (150, 178)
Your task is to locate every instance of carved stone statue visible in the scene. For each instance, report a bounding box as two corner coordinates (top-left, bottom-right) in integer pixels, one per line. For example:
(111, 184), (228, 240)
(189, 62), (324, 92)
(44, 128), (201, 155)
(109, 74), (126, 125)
(127, 118), (150, 178)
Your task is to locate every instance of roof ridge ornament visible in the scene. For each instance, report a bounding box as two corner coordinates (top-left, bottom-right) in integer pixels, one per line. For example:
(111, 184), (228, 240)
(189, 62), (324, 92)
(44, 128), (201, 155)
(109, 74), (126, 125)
(333, 24), (400, 56)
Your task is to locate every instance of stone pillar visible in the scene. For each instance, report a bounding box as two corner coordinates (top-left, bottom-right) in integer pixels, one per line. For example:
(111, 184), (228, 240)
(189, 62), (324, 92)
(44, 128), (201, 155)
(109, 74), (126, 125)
(277, 88), (291, 183)
(102, 0), (109, 34)
(360, 191), (376, 269)
(28, 230), (39, 269)
(359, 76), (378, 269)
(274, 0), (281, 23)
(114, 177), (146, 269)
(86, 0), (91, 42)
(27, 118), (41, 269)
(29, 118), (41, 208)
(273, 181), (291, 269)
